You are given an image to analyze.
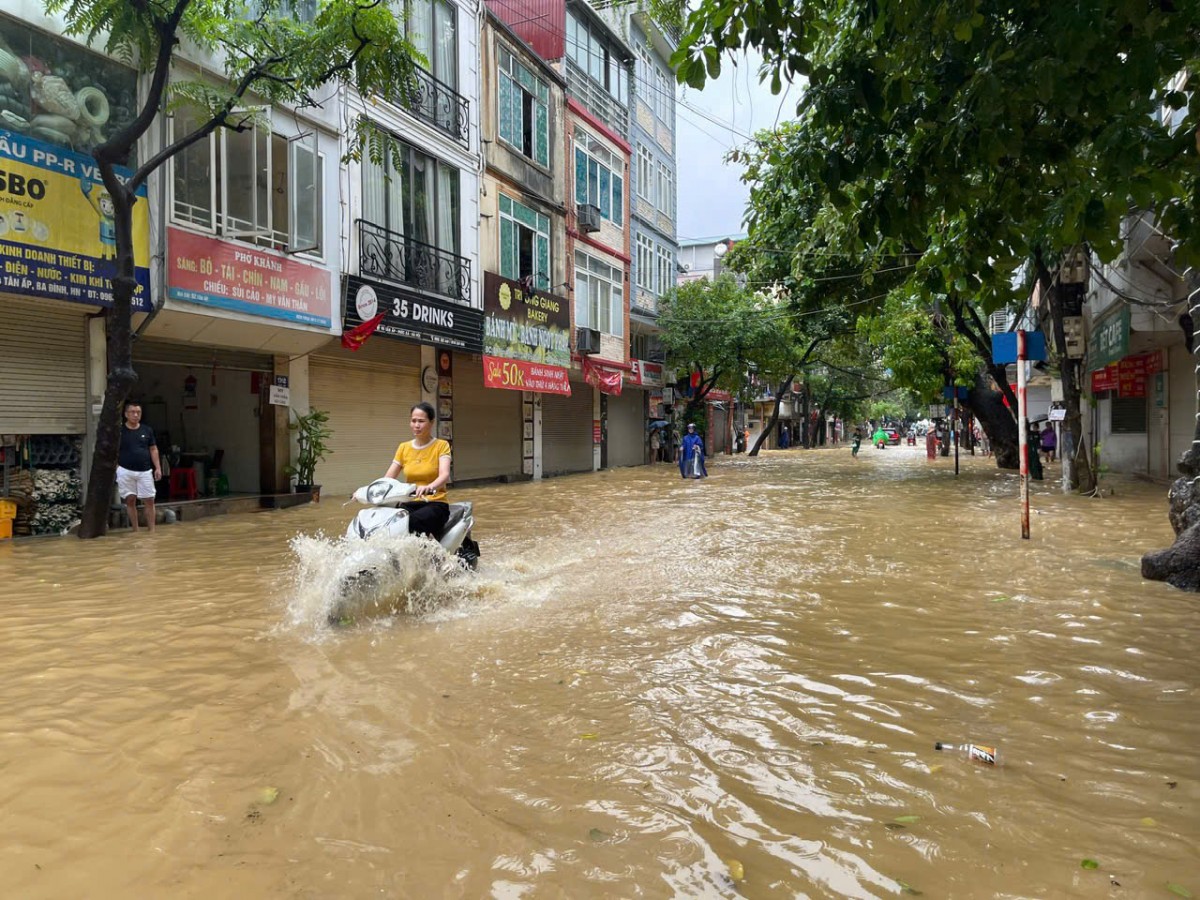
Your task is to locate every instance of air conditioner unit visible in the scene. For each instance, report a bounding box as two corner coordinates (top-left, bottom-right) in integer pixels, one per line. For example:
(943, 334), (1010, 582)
(576, 327), (601, 355)
(1060, 251), (1087, 284)
(578, 203), (601, 234)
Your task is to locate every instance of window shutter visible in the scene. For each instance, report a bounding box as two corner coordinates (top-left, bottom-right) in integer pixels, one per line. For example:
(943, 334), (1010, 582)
(535, 100), (549, 167)
(500, 214), (515, 279)
(288, 130), (320, 253)
(598, 167), (611, 218)
(536, 232), (549, 288)
(612, 173), (623, 223)
(498, 75), (514, 146)
(575, 148), (588, 205)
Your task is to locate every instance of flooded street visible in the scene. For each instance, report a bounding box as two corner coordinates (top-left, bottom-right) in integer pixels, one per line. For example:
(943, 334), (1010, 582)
(2, 446), (1196, 898)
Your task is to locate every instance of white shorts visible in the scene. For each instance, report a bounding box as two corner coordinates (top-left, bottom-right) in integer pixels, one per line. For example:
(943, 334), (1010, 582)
(117, 466), (156, 500)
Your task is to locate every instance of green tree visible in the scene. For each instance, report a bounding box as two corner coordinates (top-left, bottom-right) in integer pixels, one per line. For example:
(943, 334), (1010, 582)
(674, 0), (1198, 485)
(50, 0), (420, 538)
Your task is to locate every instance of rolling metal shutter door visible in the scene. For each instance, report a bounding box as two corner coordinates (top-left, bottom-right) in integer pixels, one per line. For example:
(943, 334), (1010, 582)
(132, 340), (273, 372)
(0, 296), (87, 433)
(542, 382), (593, 475)
(452, 355), (521, 481)
(607, 388), (644, 468)
(711, 407), (728, 455)
(309, 355), (419, 497)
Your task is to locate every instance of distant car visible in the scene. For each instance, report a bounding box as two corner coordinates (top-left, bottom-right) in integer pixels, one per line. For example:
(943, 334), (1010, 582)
(883, 427), (901, 445)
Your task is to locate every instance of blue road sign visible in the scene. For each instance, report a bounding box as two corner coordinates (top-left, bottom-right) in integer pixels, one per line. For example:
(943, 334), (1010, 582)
(992, 330), (1047, 364)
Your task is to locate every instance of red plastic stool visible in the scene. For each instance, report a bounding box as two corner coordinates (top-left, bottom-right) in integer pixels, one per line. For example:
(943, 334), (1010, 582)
(169, 467), (199, 500)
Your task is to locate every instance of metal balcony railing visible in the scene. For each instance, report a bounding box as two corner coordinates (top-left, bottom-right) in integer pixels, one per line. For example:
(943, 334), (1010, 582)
(357, 219), (471, 304)
(565, 58), (628, 135)
(391, 66), (470, 149)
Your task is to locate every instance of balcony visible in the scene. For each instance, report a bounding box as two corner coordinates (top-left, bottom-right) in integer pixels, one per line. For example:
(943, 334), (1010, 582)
(391, 66), (470, 149)
(357, 219), (471, 304)
(565, 58), (628, 135)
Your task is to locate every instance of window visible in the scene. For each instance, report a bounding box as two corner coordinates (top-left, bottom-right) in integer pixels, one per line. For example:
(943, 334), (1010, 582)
(170, 106), (323, 256)
(498, 48), (550, 167)
(408, 0), (457, 89)
(637, 147), (654, 202)
(566, 10), (628, 104)
(500, 194), (550, 290)
(361, 128), (461, 295)
(1111, 396), (1147, 434)
(656, 162), (674, 217)
(654, 64), (672, 122)
(636, 234), (654, 291)
(574, 139), (624, 223)
(575, 250), (623, 337)
(656, 243), (673, 296)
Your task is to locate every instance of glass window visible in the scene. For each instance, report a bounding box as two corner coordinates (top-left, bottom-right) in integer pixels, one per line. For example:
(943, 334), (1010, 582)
(499, 193), (550, 289)
(575, 138), (624, 224)
(172, 105), (214, 231)
(498, 48), (550, 167)
(575, 249), (623, 338)
(359, 127), (461, 295)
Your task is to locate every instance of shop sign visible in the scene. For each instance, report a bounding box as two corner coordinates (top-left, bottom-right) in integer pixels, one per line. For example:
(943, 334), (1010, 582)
(649, 389), (664, 418)
(343, 275), (483, 353)
(0, 132), (151, 310)
(627, 359), (663, 387)
(484, 356), (571, 395)
(168, 227), (332, 327)
(268, 384), (290, 406)
(1117, 351), (1161, 399)
(1088, 305), (1130, 371)
(1090, 364), (1118, 393)
(1153, 372), (1166, 408)
(593, 419), (602, 443)
(482, 272), (570, 393)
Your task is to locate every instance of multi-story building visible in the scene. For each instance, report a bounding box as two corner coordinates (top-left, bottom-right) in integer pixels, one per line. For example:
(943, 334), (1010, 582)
(487, 0), (681, 471)
(471, 12), (573, 480)
(294, 0), (484, 496)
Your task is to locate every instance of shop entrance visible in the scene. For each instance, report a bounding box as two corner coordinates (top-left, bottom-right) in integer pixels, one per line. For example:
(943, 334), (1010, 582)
(132, 341), (273, 498)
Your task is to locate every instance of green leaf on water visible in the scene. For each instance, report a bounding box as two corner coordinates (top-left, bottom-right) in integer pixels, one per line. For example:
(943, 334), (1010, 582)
(1081, 859), (1100, 870)
(990, 596), (1009, 603)
(588, 827), (609, 842)
(897, 881), (923, 896)
(257, 787), (280, 805)
(578, 733), (599, 740)
(893, 815), (921, 824)
(1166, 884), (1193, 899)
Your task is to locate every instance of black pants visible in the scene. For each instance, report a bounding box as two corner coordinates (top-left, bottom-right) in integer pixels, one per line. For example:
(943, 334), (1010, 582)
(400, 500), (450, 538)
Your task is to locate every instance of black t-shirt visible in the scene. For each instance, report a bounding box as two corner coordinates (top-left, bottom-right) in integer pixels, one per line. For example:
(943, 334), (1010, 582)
(119, 423), (157, 471)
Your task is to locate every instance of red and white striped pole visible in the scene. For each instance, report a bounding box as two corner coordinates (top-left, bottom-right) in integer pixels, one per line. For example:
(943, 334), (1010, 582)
(1017, 330), (1030, 539)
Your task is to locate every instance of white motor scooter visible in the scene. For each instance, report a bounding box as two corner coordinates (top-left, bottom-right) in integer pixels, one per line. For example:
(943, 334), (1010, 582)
(345, 477), (479, 564)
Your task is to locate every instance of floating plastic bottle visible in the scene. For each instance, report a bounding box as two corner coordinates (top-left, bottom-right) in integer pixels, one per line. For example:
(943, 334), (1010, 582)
(934, 742), (998, 765)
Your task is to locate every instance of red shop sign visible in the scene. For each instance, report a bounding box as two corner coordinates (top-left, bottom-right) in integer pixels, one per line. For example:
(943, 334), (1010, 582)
(1091, 365), (1119, 393)
(482, 355), (571, 395)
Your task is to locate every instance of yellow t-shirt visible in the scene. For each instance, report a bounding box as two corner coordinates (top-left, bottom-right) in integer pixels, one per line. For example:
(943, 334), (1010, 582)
(393, 438), (452, 502)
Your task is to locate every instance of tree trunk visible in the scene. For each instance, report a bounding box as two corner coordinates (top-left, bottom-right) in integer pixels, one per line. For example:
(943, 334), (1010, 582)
(78, 171), (141, 538)
(1142, 283), (1200, 591)
(749, 374), (795, 456)
(1037, 254), (1095, 492)
(967, 370), (1019, 469)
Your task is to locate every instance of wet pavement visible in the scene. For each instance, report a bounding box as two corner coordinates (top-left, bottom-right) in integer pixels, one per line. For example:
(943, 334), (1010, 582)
(1, 445), (1195, 898)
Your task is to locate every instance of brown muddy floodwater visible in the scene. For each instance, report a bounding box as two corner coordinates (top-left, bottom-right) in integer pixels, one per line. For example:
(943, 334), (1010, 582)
(1, 445), (1197, 899)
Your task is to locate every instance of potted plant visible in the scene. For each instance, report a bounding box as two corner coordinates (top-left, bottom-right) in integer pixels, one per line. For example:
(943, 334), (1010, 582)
(285, 408), (333, 502)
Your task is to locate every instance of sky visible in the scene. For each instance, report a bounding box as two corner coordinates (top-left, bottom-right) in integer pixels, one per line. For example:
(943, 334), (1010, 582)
(674, 51), (802, 243)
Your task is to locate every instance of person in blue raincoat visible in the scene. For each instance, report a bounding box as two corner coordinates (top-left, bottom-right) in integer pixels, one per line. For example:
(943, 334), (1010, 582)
(679, 423), (708, 479)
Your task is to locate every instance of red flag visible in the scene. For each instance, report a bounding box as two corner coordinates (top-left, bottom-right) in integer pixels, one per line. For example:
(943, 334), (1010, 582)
(341, 312), (386, 351)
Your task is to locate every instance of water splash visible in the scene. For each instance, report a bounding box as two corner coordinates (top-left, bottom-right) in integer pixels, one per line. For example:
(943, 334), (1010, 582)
(285, 529), (476, 629)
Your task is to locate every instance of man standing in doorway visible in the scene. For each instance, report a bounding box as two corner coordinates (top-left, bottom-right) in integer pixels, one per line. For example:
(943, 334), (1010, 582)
(118, 401), (161, 532)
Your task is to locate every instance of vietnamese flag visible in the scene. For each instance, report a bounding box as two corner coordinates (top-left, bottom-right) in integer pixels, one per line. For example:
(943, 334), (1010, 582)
(341, 312), (386, 351)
